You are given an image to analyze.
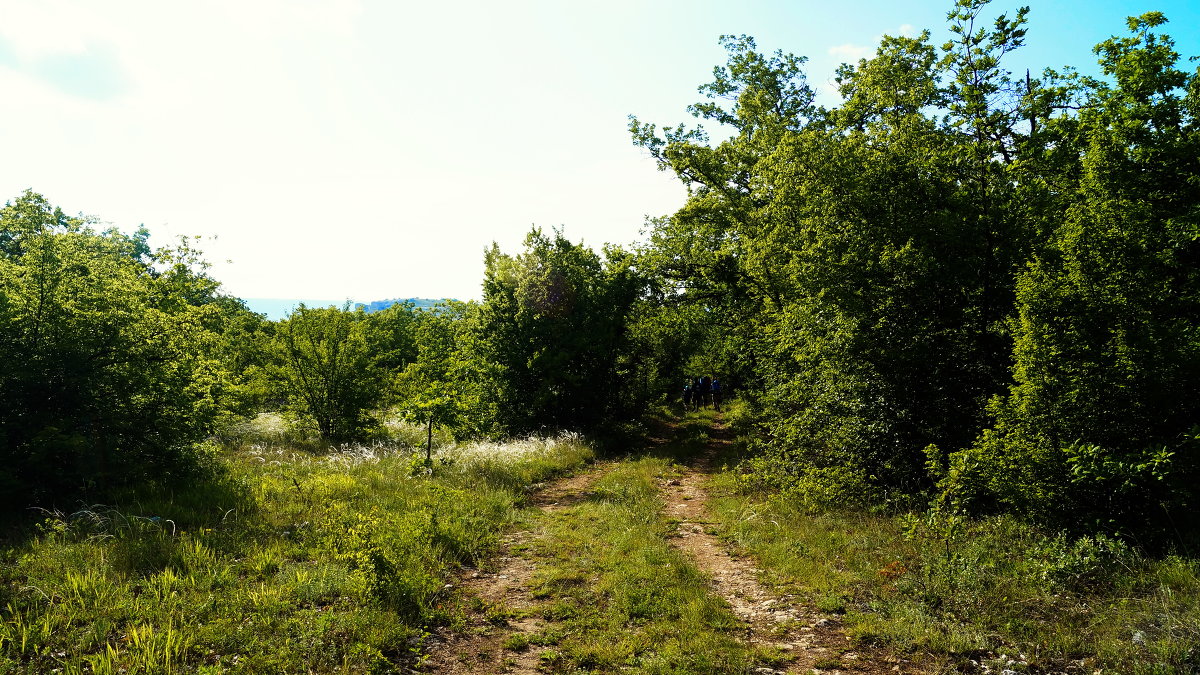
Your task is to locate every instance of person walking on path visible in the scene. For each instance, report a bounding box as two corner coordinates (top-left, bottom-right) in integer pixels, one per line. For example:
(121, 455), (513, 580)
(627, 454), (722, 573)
(696, 376), (712, 410)
(711, 377), (723, 412)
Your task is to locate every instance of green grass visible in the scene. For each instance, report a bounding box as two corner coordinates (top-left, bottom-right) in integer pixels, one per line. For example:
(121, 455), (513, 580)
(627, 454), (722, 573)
(525, 456), (785, 674)
(708, 471), (1200, 673)
(0, 431), (593, 674)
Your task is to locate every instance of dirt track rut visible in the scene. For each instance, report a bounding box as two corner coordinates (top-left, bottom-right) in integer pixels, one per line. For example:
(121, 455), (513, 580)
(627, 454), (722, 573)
(657, 418), (902, 675)
(419, 466), (609, 674)
(422, 419), (911, 674)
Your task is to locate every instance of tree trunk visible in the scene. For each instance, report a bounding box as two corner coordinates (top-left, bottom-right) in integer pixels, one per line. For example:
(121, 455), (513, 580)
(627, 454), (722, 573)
(425, 417), (433, 467)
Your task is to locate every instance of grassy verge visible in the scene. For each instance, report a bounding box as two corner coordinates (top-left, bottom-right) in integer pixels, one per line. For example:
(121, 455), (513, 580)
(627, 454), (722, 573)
(518, 456), (784, 674)
(0, 431), (593, 674)
(709, 470), (1200, 673)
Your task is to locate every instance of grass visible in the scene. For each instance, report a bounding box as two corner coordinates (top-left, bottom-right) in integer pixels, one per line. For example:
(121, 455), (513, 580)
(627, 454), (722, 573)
(708, 453), (1200, 674)
(12, 403), (1192, 673)
(522, 455), (786, 674)
(0, 419), (593, 674)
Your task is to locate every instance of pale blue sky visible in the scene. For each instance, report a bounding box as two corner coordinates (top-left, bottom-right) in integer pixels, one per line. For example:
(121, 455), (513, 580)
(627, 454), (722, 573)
(1, 0), (1196, 302)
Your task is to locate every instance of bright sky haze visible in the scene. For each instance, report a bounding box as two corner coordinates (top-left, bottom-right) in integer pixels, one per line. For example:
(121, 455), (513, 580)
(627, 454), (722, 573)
(2, 0), (1197, 303)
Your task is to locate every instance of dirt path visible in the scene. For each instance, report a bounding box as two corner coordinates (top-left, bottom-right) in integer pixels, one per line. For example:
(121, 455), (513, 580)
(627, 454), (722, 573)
(420, 464), (610, 674)
(422, 419), (913, 674)
(657, 418), (905, 675)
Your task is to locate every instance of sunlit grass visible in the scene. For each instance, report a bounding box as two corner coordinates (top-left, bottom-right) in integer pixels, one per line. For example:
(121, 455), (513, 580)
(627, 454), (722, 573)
(0, 429), (593, 673)
(708, 471), (1200, 673)
(525, 456), (784, 674)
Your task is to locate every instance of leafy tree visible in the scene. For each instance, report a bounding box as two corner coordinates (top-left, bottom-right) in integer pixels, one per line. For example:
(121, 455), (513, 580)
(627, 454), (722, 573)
(0, 191), (228, 508)
(944, 13), (1200, 535)
(395, 302), (477, 459)
(471, 229), (641, 434)
(367, 301), (420, 373)
(630, 11), (1036, 499)
(631, 3), (1198, 533)
(270, 305), (387, 443)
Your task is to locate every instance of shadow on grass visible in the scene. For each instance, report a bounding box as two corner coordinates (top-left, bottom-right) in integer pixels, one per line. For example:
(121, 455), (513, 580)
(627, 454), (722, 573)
(635, 406), (752, 474)
(0, 459), (256, 555)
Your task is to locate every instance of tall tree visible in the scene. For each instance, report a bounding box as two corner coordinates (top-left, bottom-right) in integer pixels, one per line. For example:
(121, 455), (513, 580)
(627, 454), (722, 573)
(630, 8), (1037, 499)
(947, 13), (1200, 533)
(471, 229), (641, 434)
(270, 305), (387, 443)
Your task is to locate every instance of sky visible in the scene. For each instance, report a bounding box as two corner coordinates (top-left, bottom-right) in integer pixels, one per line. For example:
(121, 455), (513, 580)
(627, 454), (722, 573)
(1, 0), (1197, 304)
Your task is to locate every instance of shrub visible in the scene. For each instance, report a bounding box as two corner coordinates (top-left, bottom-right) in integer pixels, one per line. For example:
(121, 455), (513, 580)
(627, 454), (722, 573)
(0, 191), (230, 510)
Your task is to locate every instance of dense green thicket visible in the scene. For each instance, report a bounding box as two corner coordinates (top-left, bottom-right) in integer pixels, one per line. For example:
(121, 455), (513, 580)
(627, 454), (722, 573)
(632, 3), (1200, 538)
(268, 304), (398, 442)
(0, 191), (244, 510)
(0, 191), (650, 514)
(469, 229), (645, 435)
(257, 229), (656, 442)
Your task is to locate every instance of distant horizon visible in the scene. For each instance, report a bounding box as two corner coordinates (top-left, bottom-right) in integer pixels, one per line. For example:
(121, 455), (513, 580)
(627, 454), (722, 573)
(243, 296), (452, 321)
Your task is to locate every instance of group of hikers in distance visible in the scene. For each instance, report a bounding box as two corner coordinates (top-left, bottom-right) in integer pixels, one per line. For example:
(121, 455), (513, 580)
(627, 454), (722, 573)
(682, 375), (722, 412)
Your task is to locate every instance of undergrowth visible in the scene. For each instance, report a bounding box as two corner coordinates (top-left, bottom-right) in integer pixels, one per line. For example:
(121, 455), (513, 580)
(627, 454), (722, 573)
(709, 470), (1200, 674)
(0, 421), (593, 674)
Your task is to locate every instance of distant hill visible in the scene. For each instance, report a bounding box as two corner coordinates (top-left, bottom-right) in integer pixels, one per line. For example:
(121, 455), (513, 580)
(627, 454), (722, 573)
(356, 297), (446, 313)
(243, 297), (451, 320)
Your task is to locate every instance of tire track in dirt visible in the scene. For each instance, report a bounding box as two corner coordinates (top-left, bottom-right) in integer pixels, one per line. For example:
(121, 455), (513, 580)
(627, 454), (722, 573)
(657, 417), (908, 675)
(420, 464), (610, 674)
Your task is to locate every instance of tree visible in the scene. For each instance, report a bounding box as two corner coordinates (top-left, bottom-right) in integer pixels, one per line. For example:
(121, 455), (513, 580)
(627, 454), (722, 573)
(270, 305), (387, 443)
(630, 14), (1035, 500)
(395, 302), (476, 461)
(944, 13), (1200, 535)
(471, 229), (641, 434)
(0, 191), (228, 508)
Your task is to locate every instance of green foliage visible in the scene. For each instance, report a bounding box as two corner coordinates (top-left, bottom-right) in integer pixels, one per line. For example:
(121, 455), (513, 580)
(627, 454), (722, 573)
(940, 12), (1200, 536)
(633, 12), (1033, 500)
(636, 4), (1200, 539)
(268, 304), (394, 443)
(471, 228), (642, 434)
(394, 301), (478, 443)
(0, 191), (235, 510)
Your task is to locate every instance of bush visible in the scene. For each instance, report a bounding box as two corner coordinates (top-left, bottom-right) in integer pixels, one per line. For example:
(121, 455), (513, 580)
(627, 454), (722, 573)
(0, 191), (230, 511)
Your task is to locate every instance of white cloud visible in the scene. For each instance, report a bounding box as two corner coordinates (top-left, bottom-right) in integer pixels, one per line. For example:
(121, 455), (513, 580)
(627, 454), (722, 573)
(826, 22), (923, 67)
(828, 42), (873, 62)
(0, 1), (104, 59)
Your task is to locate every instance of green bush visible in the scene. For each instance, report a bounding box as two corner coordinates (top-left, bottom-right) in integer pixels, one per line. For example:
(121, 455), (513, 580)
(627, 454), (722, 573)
(0, 191), (234, 511)
(469, 229), (642, 435)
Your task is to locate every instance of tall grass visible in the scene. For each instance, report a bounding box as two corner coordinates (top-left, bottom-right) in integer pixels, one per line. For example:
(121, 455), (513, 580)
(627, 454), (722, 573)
(708, 472), (1200, 673)
(0, 427), (593, 674)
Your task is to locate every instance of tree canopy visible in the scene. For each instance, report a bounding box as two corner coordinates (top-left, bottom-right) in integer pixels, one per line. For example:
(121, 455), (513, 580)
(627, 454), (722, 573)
(629, 4), (1200, 537)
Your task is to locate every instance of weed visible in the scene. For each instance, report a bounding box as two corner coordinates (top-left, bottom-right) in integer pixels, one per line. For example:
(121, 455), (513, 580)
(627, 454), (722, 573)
(816, 593), (848, 614)
(501, 633), (530, 651)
